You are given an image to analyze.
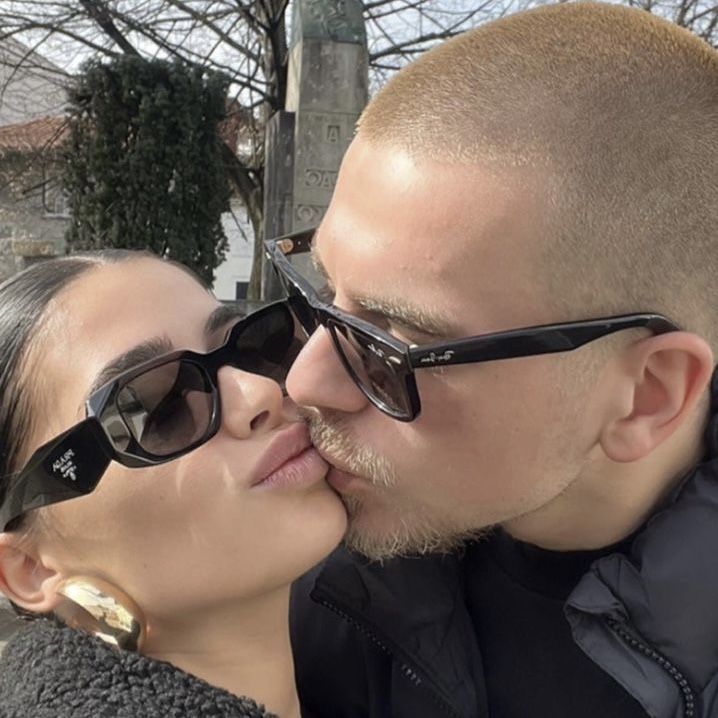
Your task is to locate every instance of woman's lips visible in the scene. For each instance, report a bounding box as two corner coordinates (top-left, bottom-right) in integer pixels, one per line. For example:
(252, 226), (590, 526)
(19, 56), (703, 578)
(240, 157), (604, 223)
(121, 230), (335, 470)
(250, 423), (329, 489)
(253, 447), (329, 490)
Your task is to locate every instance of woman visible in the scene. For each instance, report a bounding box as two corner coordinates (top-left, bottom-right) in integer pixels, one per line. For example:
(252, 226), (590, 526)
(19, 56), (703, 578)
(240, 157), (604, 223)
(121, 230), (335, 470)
(0, 249), (347, 717)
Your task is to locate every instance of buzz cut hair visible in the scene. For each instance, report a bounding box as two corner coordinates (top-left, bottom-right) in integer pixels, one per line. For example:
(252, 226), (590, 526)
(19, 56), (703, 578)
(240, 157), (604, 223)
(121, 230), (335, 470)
(357, 3), (718, 347)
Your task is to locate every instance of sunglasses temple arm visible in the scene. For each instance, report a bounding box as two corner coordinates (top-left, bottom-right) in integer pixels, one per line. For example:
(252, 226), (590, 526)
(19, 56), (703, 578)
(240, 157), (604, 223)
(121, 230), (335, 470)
(0, 420), (112, 531)
(407, 322), (659, 369)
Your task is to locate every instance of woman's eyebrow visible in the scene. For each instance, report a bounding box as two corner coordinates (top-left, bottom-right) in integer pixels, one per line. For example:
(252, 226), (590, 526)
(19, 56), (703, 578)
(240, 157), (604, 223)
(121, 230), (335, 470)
(88, 338), (173, 397)
(204, 304), (246, 335)
(88, 305), (246, 399)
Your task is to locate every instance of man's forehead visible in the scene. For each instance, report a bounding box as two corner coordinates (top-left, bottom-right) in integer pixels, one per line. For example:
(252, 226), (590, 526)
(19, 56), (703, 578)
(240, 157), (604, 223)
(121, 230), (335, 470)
(311, 137), (553, 332)
(316, 154), (541, 270)
(312, 219), (463, 280)
(313, 221), (550, 336)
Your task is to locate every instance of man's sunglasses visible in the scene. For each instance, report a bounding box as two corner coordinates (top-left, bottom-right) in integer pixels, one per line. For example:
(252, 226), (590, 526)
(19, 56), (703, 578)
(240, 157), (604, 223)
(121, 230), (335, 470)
(0, 301), (300, 531)
(265, 229), (680, 422)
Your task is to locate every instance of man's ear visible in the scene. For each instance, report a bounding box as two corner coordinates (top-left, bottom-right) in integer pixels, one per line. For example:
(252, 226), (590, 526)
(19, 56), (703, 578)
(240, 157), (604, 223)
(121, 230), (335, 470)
(600, 331), (714, 463)
(0, 532), (62, 614)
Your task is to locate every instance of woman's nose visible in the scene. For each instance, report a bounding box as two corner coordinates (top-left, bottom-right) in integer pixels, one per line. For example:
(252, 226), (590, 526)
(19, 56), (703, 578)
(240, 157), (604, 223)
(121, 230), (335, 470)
(216, 366), (285, 439)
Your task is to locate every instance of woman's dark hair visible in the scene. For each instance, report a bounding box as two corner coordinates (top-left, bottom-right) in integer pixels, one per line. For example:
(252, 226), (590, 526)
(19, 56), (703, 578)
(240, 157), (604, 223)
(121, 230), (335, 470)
(0, 249), (153, 530)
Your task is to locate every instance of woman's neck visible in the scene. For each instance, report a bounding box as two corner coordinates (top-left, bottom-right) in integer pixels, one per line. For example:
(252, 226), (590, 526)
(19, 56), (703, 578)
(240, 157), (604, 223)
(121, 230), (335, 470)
(143, 586), (300, 718)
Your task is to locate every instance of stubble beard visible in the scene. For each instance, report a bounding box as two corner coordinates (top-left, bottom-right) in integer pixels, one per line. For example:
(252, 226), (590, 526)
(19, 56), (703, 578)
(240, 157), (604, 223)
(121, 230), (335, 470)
(301, 408), (491, 561)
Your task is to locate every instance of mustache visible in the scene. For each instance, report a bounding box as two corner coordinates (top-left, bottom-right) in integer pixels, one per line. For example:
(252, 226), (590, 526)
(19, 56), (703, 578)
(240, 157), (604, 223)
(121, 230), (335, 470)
(299, 407), (396, 488)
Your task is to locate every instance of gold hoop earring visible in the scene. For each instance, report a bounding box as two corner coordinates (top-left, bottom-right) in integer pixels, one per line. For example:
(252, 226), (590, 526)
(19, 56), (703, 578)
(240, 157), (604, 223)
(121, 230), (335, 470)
(54, 576), (146, 652)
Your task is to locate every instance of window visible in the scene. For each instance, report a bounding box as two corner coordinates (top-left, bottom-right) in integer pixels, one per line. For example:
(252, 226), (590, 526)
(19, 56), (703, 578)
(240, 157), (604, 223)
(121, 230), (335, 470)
(42, 177), (70, 218)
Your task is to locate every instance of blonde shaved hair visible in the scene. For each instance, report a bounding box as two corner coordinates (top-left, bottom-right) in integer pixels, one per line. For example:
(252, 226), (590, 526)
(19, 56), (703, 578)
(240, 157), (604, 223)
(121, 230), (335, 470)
(358, 3), (718, 346)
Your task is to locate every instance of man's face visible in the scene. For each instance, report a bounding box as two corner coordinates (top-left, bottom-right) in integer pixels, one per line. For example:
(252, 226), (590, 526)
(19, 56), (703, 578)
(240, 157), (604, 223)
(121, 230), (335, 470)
(286, 137), (600, 558)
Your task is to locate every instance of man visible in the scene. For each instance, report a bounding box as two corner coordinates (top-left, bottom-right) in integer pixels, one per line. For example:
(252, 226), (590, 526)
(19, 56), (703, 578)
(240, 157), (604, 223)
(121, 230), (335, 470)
(279, 3), (718, 716)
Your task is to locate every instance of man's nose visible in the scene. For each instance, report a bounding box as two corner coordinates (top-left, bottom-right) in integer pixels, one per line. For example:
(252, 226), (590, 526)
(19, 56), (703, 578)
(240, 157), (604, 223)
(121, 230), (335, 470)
(217, 366), (286, 439)
(286, 327), (369, 413)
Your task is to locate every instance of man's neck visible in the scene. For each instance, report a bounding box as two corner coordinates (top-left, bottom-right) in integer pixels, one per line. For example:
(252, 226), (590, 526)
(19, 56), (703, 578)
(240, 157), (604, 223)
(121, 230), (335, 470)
(144, 586), (300, 718)
(501, 438), (703, 551)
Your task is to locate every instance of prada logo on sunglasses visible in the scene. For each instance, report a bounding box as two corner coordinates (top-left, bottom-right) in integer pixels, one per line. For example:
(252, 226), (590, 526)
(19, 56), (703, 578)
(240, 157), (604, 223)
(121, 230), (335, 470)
(52, 449), (78, 482)
(419, 350), (455, 365)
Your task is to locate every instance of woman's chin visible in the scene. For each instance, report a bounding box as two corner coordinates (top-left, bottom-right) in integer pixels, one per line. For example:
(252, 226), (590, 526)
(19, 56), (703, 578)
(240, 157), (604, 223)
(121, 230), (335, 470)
(292, 483), (348, 573)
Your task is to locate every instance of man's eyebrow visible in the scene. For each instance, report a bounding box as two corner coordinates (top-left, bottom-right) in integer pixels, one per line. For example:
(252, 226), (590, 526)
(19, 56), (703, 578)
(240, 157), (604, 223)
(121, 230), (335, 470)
(352, 294), (460, 339)
(309, 241), (456, 337)
(89, 338), (173, 396)
(204, 303), (246, 335)
(309, 244), (335, 291)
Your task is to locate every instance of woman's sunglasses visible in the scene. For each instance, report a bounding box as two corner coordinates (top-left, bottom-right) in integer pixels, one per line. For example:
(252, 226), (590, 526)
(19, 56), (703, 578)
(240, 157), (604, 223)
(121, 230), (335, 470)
(265, 229), (680, 422)
(0, 301), (301, 531)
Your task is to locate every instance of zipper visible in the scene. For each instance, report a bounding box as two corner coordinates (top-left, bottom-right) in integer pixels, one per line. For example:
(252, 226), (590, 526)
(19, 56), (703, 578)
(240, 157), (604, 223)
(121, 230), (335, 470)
(316, 596), (462, 718)
(606, 618), (696, 718)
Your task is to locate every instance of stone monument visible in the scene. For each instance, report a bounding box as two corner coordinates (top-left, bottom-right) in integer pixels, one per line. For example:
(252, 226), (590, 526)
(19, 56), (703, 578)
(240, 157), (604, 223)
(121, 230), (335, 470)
(262, 0), (368, 298)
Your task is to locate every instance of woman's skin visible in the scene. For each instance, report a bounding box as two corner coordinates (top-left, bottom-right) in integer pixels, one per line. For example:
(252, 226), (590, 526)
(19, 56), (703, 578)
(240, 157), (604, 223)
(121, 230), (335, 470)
(0, 257), (348, 718)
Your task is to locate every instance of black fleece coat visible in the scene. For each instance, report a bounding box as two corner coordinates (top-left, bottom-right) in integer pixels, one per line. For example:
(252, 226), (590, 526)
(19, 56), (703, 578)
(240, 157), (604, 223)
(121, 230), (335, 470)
(0, 619), (277, 718)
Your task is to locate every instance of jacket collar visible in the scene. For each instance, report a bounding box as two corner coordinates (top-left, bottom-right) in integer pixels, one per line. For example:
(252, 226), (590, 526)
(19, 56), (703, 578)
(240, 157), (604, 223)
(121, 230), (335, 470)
(0, 619), (273, 717)
(567, 369), (718, 693)
(312, 548), (485, 718)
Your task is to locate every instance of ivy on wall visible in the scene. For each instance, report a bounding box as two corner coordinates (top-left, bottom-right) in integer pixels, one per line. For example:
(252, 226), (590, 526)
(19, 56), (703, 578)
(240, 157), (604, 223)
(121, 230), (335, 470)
(63, 56), (231, 284)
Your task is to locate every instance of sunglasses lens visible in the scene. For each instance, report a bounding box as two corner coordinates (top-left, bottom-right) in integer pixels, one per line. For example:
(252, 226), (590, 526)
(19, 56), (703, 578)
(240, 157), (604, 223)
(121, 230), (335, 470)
(115, 361), (214, 457)
(233, 303), (303, 384)
(328, 321), (412, 419)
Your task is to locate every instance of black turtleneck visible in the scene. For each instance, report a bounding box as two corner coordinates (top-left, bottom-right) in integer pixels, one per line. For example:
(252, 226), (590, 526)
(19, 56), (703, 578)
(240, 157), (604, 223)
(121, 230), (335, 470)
(464, 530), (648, 717)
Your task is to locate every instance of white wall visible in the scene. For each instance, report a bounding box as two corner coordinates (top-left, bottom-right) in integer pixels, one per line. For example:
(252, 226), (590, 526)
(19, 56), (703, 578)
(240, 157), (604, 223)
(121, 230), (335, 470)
(213, 198), (255, 300)
(0, 38), (68, 126)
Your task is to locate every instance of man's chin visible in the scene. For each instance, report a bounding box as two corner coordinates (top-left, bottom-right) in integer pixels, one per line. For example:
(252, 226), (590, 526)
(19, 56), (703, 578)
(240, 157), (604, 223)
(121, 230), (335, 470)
(340, 497), (490, 561)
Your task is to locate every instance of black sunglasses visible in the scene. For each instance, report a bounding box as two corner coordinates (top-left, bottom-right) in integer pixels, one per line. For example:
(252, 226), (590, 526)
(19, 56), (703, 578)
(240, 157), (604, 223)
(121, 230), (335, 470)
(0, 301), (301, 531)
(265, 229), (680, 422)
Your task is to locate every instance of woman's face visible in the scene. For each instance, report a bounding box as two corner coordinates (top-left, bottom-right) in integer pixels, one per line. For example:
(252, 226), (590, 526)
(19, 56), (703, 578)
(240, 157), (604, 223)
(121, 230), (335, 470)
(21, 257), (346, 630)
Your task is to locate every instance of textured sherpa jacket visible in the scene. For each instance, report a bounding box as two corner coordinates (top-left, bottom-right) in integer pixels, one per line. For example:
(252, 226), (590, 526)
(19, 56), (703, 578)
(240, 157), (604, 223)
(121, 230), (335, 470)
(0, 619), (277, 718)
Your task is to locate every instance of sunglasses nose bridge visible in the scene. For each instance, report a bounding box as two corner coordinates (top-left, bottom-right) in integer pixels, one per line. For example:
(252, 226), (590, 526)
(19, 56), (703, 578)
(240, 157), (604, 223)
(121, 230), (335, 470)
(207, 341), (239, 375)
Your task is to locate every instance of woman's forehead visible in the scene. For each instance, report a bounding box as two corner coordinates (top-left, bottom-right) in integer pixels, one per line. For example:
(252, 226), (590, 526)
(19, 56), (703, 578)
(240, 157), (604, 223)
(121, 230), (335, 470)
(62, 258), (215, 338)
(36, 259), (220, 413)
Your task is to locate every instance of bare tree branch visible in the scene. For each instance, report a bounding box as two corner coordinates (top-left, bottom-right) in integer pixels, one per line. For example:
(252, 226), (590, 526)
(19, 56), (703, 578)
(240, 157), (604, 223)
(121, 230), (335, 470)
(79, 0), (140, 55)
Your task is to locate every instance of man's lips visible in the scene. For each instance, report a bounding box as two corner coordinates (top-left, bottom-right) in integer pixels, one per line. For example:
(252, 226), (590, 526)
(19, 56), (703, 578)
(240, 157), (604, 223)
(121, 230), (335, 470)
(326, 465), (361, 492)
(312, 444), (359, 479)
(311, 445), (367, 492)
(249, 422), (315, 487)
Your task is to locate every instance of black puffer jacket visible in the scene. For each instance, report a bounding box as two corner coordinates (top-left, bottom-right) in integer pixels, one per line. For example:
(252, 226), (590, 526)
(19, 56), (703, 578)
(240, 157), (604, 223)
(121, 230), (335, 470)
(0, 619), (276, 718)
(291, 380), (718, 718)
